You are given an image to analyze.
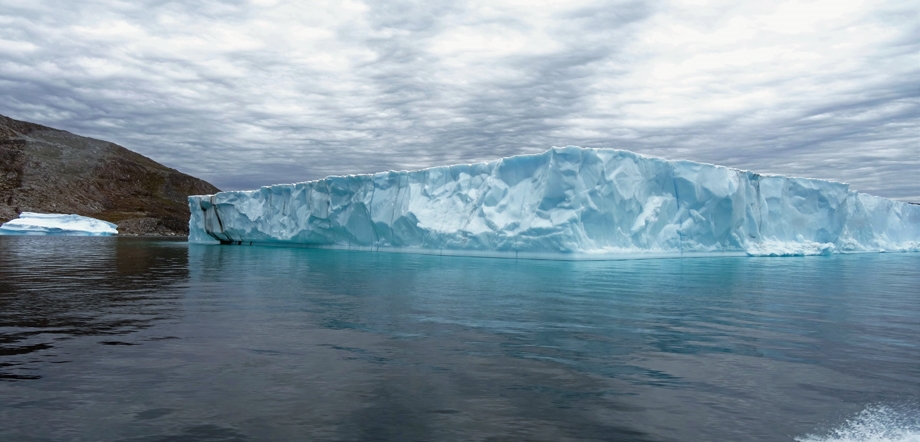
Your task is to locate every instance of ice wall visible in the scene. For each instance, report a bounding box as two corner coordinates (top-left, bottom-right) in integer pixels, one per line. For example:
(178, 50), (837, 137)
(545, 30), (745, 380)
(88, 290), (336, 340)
(0, 212), (118, 236)
(188, 147), (920, 258)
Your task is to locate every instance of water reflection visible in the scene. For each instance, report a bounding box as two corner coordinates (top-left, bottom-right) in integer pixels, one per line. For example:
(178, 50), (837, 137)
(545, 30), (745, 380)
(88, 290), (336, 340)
(179, 245), (919, 441)
(0, 239), (917, 441)
(0, 236), (188, 380)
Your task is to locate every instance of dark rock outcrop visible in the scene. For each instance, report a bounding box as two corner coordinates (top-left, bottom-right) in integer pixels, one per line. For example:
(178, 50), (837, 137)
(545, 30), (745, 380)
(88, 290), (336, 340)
(0, 114), (219, 235)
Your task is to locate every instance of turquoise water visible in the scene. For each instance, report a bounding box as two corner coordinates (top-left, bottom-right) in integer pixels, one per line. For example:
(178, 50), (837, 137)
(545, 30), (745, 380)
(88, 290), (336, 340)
(0, 236), (918, 441)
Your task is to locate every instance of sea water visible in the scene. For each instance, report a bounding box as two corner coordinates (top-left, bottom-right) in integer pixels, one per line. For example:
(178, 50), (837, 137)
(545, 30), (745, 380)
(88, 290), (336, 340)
(0, 236), (917, 441)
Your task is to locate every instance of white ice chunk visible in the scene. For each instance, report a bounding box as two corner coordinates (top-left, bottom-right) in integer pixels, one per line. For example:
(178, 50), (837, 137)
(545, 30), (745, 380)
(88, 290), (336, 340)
(0, 212), (118, 236)
(187, 147), (920, 258)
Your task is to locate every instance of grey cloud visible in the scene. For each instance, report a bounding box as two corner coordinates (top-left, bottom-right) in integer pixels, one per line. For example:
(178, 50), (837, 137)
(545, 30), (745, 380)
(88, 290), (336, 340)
(0, 0), (917, 201)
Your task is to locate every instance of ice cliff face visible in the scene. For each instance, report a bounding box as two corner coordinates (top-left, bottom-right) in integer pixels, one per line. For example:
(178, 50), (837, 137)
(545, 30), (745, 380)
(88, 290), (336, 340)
(188, 147), (919, 258)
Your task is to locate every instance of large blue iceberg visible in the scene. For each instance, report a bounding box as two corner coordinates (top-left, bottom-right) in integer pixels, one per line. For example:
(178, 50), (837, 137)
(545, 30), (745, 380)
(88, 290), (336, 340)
(188, 147), (919, 258)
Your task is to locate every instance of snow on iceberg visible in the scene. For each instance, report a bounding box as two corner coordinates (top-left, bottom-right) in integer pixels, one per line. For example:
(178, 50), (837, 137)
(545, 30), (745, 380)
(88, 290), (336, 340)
(0, 212), (118, 236)
(188, 147), (920, 259)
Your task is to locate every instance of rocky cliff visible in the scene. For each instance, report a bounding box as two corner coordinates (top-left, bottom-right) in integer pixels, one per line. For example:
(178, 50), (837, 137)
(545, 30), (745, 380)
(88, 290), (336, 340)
(0, 114), (219, 235)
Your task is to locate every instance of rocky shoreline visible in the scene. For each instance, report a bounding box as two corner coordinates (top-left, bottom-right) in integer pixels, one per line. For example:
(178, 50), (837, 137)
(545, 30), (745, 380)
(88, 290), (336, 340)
(1, 114), (219, 236)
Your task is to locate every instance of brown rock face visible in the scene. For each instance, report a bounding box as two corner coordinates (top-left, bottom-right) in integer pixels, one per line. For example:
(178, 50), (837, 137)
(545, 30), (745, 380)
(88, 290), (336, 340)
(0, 114), (220, 235)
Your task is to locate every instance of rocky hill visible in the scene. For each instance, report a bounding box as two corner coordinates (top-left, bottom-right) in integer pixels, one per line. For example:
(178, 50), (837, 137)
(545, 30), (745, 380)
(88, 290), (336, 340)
(0, 114), (219, 235)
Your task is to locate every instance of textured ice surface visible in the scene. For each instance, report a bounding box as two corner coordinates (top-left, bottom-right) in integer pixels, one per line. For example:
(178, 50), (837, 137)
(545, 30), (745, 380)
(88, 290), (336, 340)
(188, 147), (919, 258)
(0, 212), (118, 236)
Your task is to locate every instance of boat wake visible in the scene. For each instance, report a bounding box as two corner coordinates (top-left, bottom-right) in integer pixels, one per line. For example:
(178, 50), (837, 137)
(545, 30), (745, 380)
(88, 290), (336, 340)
(796, 404), (920, 442)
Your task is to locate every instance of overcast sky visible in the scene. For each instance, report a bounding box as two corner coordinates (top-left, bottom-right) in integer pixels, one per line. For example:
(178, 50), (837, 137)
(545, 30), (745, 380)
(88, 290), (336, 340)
(1, 0), (917, 200)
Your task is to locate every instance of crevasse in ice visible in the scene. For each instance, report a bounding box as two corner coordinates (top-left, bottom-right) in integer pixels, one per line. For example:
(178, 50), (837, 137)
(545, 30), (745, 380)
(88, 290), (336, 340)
(0, 212), (118, 236)
(188, 147), (919, 258)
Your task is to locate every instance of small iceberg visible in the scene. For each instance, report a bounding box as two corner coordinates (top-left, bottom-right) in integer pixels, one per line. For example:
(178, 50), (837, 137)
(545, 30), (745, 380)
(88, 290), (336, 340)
(0, 212), (118, 236)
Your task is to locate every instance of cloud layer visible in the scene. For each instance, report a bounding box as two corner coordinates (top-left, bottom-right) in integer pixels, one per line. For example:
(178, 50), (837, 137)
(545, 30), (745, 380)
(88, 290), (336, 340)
(1, 0), (917, 199)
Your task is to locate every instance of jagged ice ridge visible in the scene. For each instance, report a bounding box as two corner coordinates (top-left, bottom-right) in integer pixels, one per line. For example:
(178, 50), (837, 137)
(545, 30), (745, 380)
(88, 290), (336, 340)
(188, 147), (919, 258)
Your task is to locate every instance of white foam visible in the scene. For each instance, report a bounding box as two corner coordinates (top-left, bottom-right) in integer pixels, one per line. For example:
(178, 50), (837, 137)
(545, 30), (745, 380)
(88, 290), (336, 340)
(0, 212), (118, 236)
(796, 404), (920, 442)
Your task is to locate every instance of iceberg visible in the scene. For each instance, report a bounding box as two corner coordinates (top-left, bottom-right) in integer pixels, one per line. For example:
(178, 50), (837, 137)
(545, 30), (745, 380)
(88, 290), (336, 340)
(0, 212), (118, 236)
(188, 147), (919, 259)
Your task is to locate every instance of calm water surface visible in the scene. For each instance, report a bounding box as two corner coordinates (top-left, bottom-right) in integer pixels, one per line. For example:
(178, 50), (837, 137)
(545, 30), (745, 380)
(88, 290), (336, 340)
(0, 236), (918, 441)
